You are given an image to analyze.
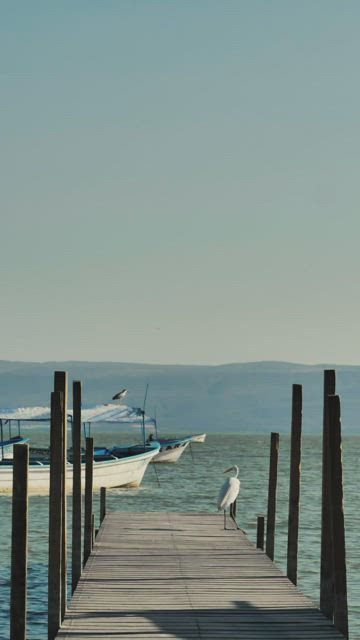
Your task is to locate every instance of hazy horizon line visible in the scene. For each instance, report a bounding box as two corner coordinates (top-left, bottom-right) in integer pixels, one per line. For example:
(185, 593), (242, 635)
(0, 358), (359, 368)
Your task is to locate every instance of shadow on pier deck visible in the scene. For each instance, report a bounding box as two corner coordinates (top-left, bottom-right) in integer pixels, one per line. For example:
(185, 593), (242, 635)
(57, 512), (344, 640)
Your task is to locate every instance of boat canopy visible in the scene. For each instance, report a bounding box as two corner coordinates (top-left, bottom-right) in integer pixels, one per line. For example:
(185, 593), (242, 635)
(0, 407), (51, 422)
(0, 404), (155, 425)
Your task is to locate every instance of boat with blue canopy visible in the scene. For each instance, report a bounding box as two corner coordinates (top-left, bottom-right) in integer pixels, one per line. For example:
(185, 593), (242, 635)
(0, 403), (159, 493)
(0, 416), (29, 461)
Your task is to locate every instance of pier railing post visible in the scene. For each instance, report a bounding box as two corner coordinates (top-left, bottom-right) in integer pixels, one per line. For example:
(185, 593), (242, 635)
(100, 487), (106, 525)
(92, 514), (95, 548)
(328, 395), (349, 639)
(256, 516), (265, 550)
(48, 391), (63, 640)
(83, 437), (94, 567)
(320, 369), (336, 619)
(287, 384), (302, 585)
(10, 443), (29, 640)
(72, 381), (82, 594)
(266, 432), (279, 561)
(54, 370), (68, 621)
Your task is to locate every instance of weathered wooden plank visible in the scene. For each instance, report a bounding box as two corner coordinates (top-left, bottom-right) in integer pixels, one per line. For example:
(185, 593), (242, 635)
(56, 512), (345, 640)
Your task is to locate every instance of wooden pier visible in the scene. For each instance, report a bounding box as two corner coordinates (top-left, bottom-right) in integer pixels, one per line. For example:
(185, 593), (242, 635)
(56, 512), (344, 640)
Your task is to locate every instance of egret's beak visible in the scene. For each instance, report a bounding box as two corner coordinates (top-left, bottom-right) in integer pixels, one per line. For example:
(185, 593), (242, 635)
(224, 466), (234, 473)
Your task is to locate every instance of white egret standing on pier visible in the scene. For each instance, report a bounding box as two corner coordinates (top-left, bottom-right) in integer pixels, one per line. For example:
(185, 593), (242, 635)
(217, 465), (240, 530)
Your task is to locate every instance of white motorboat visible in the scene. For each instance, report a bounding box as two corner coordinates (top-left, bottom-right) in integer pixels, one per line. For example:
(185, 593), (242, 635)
(188, 433), (206, 443)
(150, 436), (192, 463)
(0, 442), (159, 494)
(146, 419), (206, 463)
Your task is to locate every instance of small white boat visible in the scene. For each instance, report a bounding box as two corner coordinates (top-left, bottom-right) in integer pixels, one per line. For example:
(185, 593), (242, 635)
(146, 421), (206, 463)
(151, 436), (192, 463)
(0, 443), (160, 494)
(151, 432), (206, 462)
(188, 433), (206, 443)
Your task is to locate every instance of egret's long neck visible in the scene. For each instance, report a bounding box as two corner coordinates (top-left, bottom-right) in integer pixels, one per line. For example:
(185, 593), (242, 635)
(234, 465), (239, 478)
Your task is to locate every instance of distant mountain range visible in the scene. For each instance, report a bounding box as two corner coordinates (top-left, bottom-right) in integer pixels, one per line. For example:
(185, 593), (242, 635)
(0, 360), (359, 434)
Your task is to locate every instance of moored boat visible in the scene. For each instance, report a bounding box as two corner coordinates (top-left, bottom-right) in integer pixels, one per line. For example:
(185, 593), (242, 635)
(0, 442), (160, 494)
(0, 435), (29, 461)
(147, 434), (192, 463)
(188, 433), (206, 443)
(0, 402), (159, 494)
(0, 416), (29, 460)
(146, 419), (206, 463)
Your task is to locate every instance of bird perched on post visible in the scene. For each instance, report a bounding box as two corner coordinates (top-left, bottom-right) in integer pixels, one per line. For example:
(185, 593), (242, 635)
(112, 389), (128, 403)
(217, 465), (240, 530)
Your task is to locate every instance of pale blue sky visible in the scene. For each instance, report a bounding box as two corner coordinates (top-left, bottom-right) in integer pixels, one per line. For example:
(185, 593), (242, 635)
(1, 1), (360, 364)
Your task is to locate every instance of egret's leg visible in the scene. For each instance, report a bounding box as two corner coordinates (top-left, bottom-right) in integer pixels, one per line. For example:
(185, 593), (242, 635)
(232, 500), (237, 518)
(230, 501), (246, 532)
(224, 509), (226, 530)
(230, 501), (241, 530)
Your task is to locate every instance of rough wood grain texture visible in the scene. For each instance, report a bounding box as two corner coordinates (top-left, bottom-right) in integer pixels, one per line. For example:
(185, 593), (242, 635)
(54, 370), (68, 621)
(266, 432), (279, 561)
(320, 369), (336, 620)
(56, 512), (345, 640)
(83, 437), (93, 567)
(328, 395), (348, 639)
(287, 384), (302, 585)
(256, 515), (264, 550)
(10, 444), (28, 640)
(71, 381), (82, 594)
(48, 392), (63, 640)
(100, 487), (106, 525)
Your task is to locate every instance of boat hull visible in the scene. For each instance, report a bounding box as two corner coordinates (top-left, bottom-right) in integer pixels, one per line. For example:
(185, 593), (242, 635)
(0, 447), (158, 494)
(152, 439), (190, 463)
(189, 433), (206, 443)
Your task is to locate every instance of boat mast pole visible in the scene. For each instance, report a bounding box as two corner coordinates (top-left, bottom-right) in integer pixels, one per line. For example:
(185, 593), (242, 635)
(142, 413), (146, 452)
(0, 420), (3, 460)
(154, 408), (158, 439)
(142, 384), (149, 452)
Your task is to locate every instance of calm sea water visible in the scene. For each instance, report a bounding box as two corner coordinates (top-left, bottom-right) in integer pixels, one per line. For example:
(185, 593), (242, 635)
(0, 431), (359, 639)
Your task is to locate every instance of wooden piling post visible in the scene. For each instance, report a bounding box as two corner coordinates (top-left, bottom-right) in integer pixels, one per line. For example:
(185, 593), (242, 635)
(320, 369), (336, 619)
(72, 381), (82, 594)
(10, 444), (29, 640)
(266, 432), (279, 561)
(287, 384), (302, 585)
(328, 395), (348, 639)
(83, 437), (93, 567)
(48, 391), (63, 640)
(100, 487), (106, 525)
(256, 516), (265, 550)
(54, 371), (68, 621)
(92, 513), (95, 548)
